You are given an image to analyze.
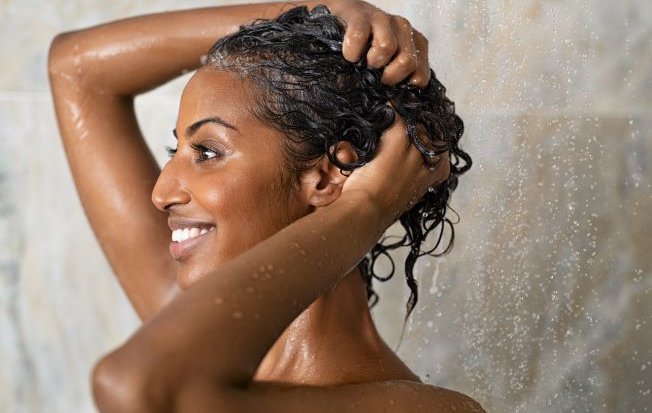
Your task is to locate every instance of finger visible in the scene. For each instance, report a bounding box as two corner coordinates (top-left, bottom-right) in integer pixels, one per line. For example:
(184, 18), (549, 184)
(429, 152), (451, 188)
(366, 12), (398, 69)
(380, 16), (419, 85)
(342, 17), (372, 62)
(408, 31), (431, 87)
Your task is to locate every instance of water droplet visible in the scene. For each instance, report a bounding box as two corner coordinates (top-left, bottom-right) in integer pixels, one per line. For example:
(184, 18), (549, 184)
(214, 297), (224, 305)
(232, 311), (243, 319)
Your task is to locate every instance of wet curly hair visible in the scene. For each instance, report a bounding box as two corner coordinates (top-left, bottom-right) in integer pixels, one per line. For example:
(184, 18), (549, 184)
(204, 5), (471, 320)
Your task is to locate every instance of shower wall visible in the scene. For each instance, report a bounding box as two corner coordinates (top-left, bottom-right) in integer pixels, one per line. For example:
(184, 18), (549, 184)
(1, 1), (650, 412)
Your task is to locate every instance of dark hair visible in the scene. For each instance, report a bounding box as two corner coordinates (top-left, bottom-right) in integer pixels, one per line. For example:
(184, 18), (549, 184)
(205, 5), (471, 320)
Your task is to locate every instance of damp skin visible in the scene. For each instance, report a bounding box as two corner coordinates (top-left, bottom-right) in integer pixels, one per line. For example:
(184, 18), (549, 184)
(48, 1), (483, 412)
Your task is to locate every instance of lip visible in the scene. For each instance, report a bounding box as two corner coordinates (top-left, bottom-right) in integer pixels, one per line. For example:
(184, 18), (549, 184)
(168, 217), (215, 231)
(169, 228), (215, 260)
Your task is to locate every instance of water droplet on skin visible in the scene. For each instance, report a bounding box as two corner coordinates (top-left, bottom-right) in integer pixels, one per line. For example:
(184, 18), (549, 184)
(266, 264), (274, 271)
(246, 286), (254, 293)
(320, 235), (327, 241)
(232, 311), (243, 319)
(214, 297), (224, 305)
(259, 265), (266, 272)
(299, 249), (307, 256)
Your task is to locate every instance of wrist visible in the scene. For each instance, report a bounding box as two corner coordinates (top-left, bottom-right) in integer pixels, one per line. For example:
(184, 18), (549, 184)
(336, 189), (393, 237)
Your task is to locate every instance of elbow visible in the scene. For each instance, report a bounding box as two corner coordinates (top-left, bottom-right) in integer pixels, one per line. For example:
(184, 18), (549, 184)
(47, 31), (84, 87)
(47, 32), (70, 75)
(91, 348), (169, 413)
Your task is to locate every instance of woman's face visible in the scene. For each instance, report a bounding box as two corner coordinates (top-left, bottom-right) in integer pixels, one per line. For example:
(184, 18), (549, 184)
(152, 68), (308, 289)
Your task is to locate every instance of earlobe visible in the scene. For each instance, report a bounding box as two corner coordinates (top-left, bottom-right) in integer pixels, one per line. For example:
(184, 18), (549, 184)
(298, 141), (358, 208)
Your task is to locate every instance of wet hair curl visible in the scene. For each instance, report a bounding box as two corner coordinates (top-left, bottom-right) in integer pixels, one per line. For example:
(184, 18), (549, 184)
(205, 5), (471, 320)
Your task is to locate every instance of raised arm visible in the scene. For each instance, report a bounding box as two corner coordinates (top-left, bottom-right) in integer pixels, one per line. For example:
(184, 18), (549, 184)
(47, 0), (429, 322)
(45, 4), (283, 320)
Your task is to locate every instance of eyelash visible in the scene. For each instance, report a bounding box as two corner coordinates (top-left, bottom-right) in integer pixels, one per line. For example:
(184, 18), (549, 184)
(165, 143), (221, 162)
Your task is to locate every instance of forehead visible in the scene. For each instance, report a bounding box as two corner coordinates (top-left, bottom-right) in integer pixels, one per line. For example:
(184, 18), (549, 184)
(177, 68), (272, 140)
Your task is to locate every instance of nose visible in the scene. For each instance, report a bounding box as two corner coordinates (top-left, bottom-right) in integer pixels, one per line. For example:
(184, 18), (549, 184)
(152, 158), (191, 211)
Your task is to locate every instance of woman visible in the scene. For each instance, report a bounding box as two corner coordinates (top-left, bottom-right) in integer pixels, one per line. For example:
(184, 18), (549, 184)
(48, 0), (481, 411)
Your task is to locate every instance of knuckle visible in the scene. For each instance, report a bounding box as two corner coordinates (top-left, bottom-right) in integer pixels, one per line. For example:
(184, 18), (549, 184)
(376, 38), (397, 52)
(348, 29), (367, 40)
(393, 15), (411, 29)
(410, 75), (427, 87)
(397, 53), (418, 69)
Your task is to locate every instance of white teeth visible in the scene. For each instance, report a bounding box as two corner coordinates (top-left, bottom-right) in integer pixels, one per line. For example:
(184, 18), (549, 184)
(171, 226), (214, 243)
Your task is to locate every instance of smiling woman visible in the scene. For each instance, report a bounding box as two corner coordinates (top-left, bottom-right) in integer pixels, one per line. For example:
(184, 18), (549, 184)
(156, 69), (305, 288)
(47, 1), (481, 412)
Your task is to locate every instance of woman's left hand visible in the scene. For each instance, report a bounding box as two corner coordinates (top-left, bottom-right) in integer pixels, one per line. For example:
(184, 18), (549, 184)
(340, 114), (450, 227)
(322, 0), (431, 87)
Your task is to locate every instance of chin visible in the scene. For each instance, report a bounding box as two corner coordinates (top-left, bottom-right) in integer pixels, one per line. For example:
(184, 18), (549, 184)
(176, 270), (205, 290)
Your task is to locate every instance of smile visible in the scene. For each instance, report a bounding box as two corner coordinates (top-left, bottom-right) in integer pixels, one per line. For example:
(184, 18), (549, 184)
(169, 226), (215, 260)
(172, 226), (214, 242)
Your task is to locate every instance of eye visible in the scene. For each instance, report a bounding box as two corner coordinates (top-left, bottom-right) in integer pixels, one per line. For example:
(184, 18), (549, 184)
(165, 145), (177, 158)
(190, 143), (221, 162)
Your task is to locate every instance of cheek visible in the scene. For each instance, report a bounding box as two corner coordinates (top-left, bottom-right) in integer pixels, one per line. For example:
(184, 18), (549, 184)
(201, 172), (290, 237)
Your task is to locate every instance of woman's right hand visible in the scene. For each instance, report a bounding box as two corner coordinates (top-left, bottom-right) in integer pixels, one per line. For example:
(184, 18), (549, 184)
(321, 0), (431, 87)
(340, 113), (450, 227)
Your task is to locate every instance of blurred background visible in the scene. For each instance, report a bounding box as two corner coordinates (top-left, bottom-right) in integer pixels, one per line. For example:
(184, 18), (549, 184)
(1, 0), (650, 412)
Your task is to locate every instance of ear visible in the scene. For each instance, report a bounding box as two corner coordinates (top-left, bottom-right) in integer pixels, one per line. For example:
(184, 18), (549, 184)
(297, 141), (358, 208)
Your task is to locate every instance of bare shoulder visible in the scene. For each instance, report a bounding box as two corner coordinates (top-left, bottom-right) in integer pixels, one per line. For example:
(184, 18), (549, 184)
(408, 382), (486, 413)
(239, 378), (486, 413)
(380, 380), (487, 413)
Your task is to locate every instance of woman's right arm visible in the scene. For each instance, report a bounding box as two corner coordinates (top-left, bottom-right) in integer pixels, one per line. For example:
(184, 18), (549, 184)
(47, 3), (318, 321)
(47, 0), (430, 322)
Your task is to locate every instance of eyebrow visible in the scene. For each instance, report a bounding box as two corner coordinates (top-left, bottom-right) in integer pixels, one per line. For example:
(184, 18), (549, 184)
(172, 116), (238, 140)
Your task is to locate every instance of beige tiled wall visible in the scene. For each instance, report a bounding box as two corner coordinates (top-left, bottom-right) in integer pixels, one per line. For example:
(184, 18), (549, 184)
(1, 1), (650, 412)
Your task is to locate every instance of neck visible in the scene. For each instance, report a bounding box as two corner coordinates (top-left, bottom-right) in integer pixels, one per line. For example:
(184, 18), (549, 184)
(253, 265), (391, 385)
